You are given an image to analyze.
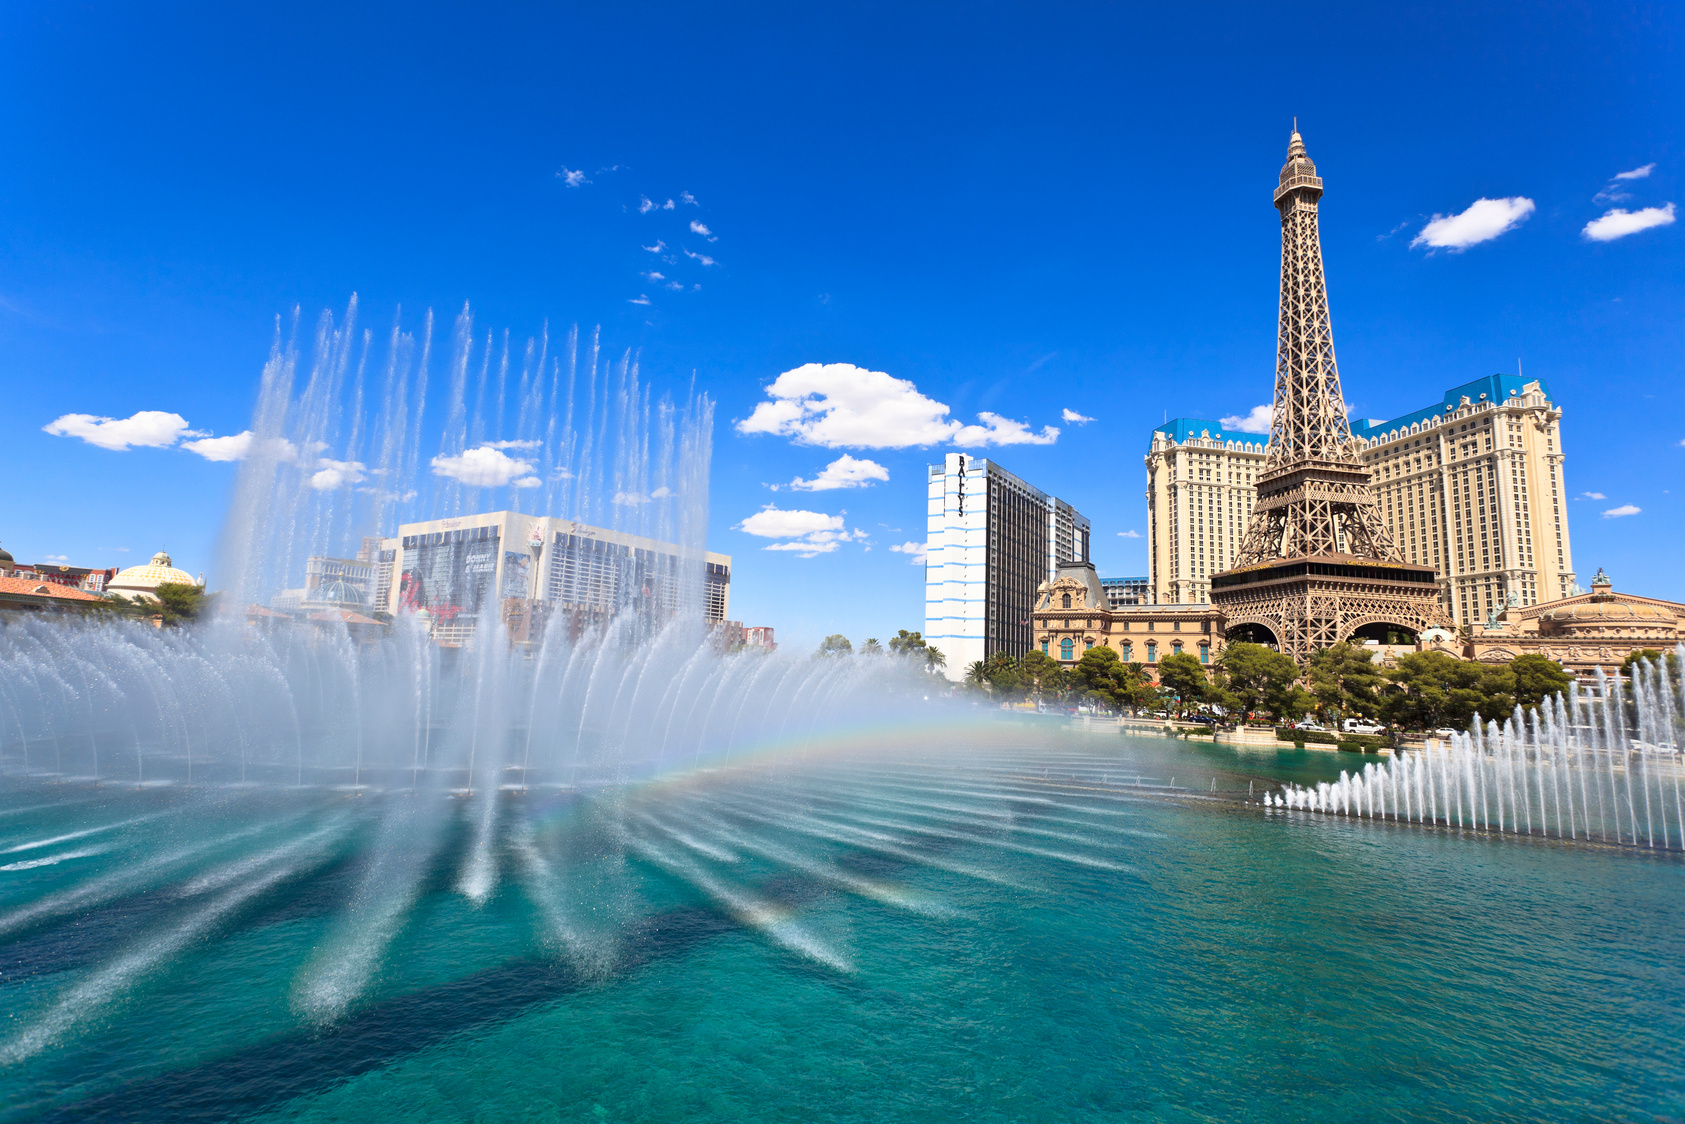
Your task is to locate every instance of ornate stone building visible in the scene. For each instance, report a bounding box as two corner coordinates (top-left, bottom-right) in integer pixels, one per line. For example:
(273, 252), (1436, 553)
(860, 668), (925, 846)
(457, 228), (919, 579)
(1144, 420), (1266, 604)
(1033, 560), (1225, 683)
(1353, 375), (1575, 629)
(1467, 569), (1685, 678)
(1209, 127), (1452, 660)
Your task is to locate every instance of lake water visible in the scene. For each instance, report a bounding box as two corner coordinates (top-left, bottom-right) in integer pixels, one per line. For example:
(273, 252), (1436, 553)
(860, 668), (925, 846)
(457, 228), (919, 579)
(2, 723), (1680, 1122)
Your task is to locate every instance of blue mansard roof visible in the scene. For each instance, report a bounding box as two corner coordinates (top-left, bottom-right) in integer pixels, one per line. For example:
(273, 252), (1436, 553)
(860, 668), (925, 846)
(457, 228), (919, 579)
(1350, 374), (1553, 441)
(1150, 418), (1269, 450)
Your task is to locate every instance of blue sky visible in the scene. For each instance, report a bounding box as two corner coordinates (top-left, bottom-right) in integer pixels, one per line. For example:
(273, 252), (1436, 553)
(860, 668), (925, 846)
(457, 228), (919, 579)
(2, 1), (1681, 647)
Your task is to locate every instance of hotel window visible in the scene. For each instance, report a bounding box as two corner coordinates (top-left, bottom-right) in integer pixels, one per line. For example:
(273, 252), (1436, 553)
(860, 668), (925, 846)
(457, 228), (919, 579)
(1147, 641), (1157, 663)
(1062, 593), (1071, 608)
(1060, 637), (1074, 661)
(1085, 639), (1094, 650)
(1041, 639), (1049, 654)
(1199, 643), (1210, 664)
(1121, 642), (1131, 661)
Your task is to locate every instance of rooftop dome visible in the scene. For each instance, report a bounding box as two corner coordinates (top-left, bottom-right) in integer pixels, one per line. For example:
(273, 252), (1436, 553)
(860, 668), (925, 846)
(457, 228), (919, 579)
(304, 578), (366, 608)
(1541, 601), (1674, 624)
(107, 550), (198, 602)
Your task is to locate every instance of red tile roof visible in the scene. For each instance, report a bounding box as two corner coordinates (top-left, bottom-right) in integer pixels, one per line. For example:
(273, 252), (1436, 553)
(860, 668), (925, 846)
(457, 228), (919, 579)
(0, 577), (107, 604)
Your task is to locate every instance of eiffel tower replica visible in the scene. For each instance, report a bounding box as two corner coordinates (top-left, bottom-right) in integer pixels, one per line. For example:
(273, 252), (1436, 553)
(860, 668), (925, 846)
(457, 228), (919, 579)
(1211, 127), (1452, 661)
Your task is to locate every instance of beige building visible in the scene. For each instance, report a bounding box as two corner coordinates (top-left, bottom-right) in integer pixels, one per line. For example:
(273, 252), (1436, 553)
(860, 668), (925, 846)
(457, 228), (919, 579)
(1467, 568), (1684, 679)
(1353, 375), (1574, 631)
(1144, 420), (1266, 605)
(1034, 560), (1225, 683)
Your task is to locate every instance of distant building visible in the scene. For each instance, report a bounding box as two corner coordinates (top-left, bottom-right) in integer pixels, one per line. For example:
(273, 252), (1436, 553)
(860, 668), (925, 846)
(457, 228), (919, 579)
(1467, 568), (1682, 679)
(1033, 559), (1224, 683)
(1145, 420), (1266, 605)
(1099, 576), (1149, 610)
(107, 551), (201, 603)
(1353, 375), (1575, 630)
(925, 453), (1090, 677)
(11, 563), (117, 594)
(365, 511), (730, 643)
(743, 626), (776, 651)
(304, 556), (376, 606)
(0, 575), (107, 613)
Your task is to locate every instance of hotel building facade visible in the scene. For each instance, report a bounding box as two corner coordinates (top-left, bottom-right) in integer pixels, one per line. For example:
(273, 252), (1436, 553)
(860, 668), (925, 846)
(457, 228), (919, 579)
(365, 511), (731, 643)
(925, 453), (1090, 677)
(1144, 420), (1267, 605)
(1352, 375), (1575, 630)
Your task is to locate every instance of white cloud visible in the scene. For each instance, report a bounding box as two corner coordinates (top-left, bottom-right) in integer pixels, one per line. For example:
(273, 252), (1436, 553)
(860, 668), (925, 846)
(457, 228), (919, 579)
(1117, 530), (1141, 539)
(736, 363), (1058, 449)
(642, 241), (666, 253)
(1221, 404), (1274, 434)
(1579, 491), (1606, 500)
(643, 271), (666, 282)
(637, 196), (675, 214)
(1583, 203), (1676, 242)
(665, 280), (683, 291)
(1614, 163), (1656, 180)
(45, 554), (69, 562)
(782, 454), (890, 492)
(485, 439), (541, 450)
(1603, 504), (1641, 518)
(684, 249), (717, 267)
(681, 191), (698, 206)
(952, 412), (1058, 447)
(629, 295), (651, 306)
(309, 459), (367, 491)
(181, 431), (252, 461)
(430, 445), (542, 488)
(1061, 408), (1095, 425)
(889, 541), (929, 565)
(689, 220), (715, 240)
(611, 486), (673, 506)
(44, 410), (192, 451)
(735, 505), (862, 558)
(558, 168), (589, 187)
(1411, 197), (1535, 251)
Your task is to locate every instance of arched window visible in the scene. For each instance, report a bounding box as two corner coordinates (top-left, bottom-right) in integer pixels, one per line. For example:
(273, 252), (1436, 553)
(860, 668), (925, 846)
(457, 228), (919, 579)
(1060, 637), (1074, 661)
(1146, 641), (1157, 663)
(1061, 593), (1072, 609)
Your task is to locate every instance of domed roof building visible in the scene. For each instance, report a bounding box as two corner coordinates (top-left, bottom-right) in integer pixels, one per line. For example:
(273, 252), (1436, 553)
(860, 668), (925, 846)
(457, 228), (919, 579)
(107, 551), (200, 603)
(302, 577), (367, 609)
(1468, 569), (1685, 678)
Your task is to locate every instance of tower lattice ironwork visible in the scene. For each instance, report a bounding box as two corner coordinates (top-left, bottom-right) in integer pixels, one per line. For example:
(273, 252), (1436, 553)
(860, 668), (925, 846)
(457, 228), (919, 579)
(1212, 128), (1453, 661)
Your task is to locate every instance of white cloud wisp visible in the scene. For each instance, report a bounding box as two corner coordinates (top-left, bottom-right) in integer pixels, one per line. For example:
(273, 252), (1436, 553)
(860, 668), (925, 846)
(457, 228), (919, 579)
(737, 363), (1058, 449)
(1583, 203), (1676, 242)
(430, 446), (541, 489)
(1061, 408), (1095, 425)
(735, 505), (864, 558)
(1604, 504), (1641, 518)
(782, 454), (889, 492)
(889, 541), (929, 565)
(1411, 197), (1535, 251)
(1614, 163), (1656, 180)
(1221, 405), (1273, 434)
(44, 411), (193, 451)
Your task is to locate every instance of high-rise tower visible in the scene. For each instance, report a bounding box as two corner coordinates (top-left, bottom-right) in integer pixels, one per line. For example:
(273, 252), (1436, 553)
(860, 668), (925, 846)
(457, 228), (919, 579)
(1211, 129), (1452, 660)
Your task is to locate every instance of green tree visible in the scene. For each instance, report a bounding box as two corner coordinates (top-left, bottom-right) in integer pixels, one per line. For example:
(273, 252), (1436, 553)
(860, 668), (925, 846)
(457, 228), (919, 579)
(964, 660), (990, 691)
(1382, 650), (1487, 730)
(1017, 649), (1065, 705)
(1214, 643), (1301, 723)
(1508, 653), (1571, 711)
(817, 634), (853, 656)
(1071, 646), (1130, 712)
(888, 630), (926, 655)
(104, 583), (212, 627)
(1305, 642), (1387, 722)
(859, 637), (884, 655)
(1156, 651), (1209, 719)
(923, 645), (946, 675)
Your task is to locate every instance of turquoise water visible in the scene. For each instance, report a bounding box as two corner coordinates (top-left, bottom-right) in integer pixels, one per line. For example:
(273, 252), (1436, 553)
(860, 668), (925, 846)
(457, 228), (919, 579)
(1, 727), (1681, 1121)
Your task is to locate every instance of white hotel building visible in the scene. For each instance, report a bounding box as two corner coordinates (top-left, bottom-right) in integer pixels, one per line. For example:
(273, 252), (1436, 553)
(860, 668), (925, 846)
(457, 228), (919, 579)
(924, 453), (1089, 678)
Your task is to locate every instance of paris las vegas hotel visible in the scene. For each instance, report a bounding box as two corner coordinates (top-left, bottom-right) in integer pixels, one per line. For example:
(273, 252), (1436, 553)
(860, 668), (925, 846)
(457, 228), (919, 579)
(1147, 372), (1574, 631)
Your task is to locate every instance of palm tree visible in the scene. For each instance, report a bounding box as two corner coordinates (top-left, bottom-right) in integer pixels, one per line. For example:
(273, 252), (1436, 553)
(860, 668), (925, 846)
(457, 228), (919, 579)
(964, 659), (990, 690)
(923, 645), (946, 674)
(860, 638), (884, 655)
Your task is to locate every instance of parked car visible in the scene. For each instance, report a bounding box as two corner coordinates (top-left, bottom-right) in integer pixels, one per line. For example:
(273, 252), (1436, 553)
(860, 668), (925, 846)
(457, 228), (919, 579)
(1431, 727), (1459, 739)
(1342, 718), (1385, 735)
(1293, 720), (1326, 732)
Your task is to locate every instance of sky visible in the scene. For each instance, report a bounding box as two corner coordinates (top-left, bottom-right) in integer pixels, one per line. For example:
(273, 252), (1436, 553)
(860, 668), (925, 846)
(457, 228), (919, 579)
(1, 1), (1681, 648)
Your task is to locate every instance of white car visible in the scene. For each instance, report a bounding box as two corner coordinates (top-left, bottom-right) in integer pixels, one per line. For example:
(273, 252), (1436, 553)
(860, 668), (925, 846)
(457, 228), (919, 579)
(1342, 719), (1385, 735)
(1293, 720), (1327, 732)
